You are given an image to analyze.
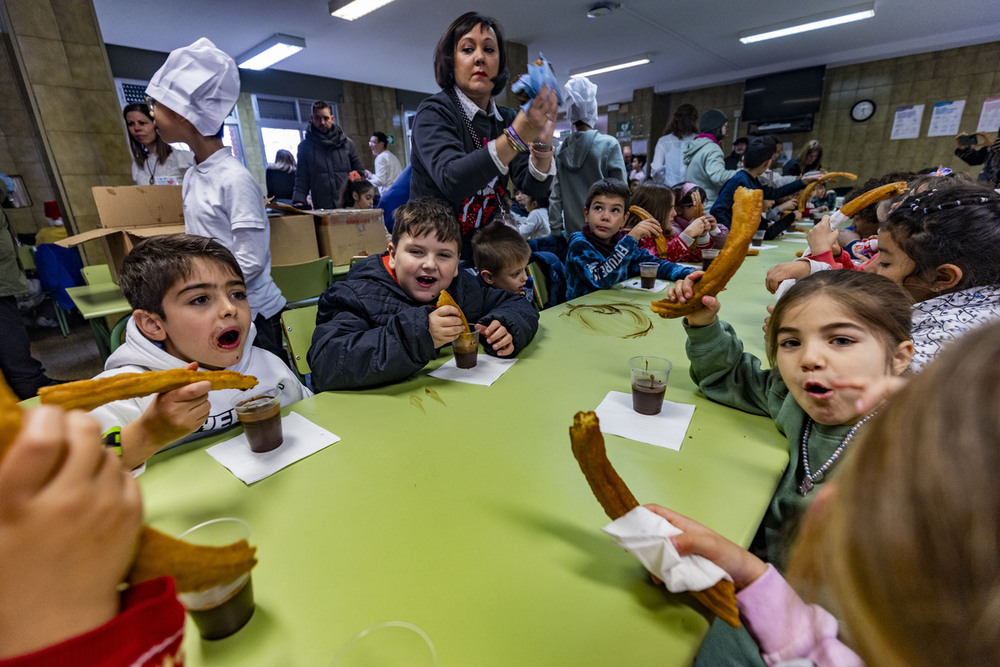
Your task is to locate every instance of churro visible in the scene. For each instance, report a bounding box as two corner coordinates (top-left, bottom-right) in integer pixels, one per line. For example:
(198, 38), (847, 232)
(629, 205), (669, 256)
(650, 187), (762, 318)
(128, 526), (258, 594)
(839, 181), (908, 218)
(569, 411), (740, 628)
(436, 289), (470, 332)
(37, 369), (257, 412)
(797, 171), (858, 211)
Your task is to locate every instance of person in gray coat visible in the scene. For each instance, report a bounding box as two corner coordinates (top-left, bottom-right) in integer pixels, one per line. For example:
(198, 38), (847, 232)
(682, 108), (737, 208)
(548, 76), (627, 238)
(292, 101), (363, 209)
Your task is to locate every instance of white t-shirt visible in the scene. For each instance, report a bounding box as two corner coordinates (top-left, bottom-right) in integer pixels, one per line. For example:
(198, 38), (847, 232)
(371, 150), (403, 195)
(131, 149), (196, 186)
(650, 133), (695, 186)
(182, 148), (286, 319)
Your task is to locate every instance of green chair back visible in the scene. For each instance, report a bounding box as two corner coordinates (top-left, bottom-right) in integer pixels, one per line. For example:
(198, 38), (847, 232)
(16, 244), (35, 271)
(82, 263), (114, 286)
(109, 314), (130, 353)
(526, 261), (547, 311)
(281, 305), (318, 382)
(271, 258), (333, 307)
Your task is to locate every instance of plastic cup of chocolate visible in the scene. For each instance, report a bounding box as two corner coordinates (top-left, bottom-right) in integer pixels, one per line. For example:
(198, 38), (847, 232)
(700, 249), (720, 271)
(629, 355), (672, 415)
(177, 518), (255, 640)
(752, 230), (766, 247)
(639, 262), (658, 289)
(232, 387), (283, 453)
(452, 330), (480, 369)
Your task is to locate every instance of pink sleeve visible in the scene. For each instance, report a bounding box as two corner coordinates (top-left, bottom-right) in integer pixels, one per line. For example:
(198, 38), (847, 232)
(737, 565), (864, 667)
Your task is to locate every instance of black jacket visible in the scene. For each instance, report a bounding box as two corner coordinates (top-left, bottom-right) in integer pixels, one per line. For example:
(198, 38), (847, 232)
(292, 124), (363, 209)
(409, 89), (552, 256)
(308, 254), (540, 390)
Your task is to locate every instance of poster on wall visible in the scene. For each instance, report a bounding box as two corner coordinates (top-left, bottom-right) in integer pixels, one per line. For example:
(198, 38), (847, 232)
(977, 97), (1000, 133)
(890, 105), (924, 140)
(927, 100), (965, 137)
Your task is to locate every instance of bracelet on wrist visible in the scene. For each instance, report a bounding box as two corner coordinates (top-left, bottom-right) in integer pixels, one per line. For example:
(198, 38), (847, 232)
(503, 129), (526, 153)
(505, 125), (529, 152)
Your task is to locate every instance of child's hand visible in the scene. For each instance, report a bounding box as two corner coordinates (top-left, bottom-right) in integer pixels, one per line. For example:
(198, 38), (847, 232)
(764, 259), (811, 293)
(832, 375), (909, 414)
(428, 305), (465, 349)
(644, 504), (767, 591)
(667, 271), (720, 327)
(682, 216), (711, 239)
(122, 362), (210, 469)
(0, 407), (142, 658)
(475, 321), (514, 356)
(806, 218), (840, 256)
(627, 219), (662, 241)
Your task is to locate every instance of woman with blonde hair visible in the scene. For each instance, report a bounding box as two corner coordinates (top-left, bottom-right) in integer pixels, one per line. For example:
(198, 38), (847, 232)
(781, 139), (822, 177)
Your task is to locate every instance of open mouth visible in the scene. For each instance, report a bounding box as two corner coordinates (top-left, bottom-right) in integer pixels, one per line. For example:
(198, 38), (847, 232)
(217, 328), (241, 350)
(416, 276), (437, 287)
(804, 381), (832, 398)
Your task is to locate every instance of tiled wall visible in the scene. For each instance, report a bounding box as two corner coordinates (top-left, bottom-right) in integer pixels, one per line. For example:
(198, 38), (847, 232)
(1, 0), (130, 236)
(340, 81), (405, 174)
(649, 41), (1000, 183)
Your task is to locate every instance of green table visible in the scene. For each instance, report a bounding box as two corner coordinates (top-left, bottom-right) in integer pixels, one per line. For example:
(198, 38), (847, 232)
(138, 238), (805, 666)
(65, 283), (131, 360)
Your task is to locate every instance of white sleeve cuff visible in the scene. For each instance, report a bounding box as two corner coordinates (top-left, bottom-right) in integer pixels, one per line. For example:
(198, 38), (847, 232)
(487, 139), (509, 176)
(679, 232), (697, 248)
(529, 154), (556, 181)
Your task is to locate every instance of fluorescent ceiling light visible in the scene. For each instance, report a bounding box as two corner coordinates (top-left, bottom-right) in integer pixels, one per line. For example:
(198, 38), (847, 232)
(237, 34), (305, 70)
(329, 0), (396, 21)
(570, 55), (651, 79)
(740, 3), (875, 44)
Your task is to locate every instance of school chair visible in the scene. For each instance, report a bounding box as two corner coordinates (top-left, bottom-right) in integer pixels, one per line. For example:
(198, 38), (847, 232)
(280, 304), (317, 388)
(34, 243), (84, 337)
(109, 314), (131, 353)
(526, 261), (547, 311)
(270, 258), (333, 309)
(81, 263), (114, 286)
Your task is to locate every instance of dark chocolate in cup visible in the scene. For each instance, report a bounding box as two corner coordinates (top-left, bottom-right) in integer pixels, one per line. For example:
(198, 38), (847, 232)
(233, 389), (282, 453)
(453, 331), (479, 369)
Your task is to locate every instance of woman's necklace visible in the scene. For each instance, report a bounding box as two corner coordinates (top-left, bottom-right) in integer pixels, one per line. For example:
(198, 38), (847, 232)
(146, 154), (157, 185)
(798, 411), (879, 495)
(449, 89), (483, 147)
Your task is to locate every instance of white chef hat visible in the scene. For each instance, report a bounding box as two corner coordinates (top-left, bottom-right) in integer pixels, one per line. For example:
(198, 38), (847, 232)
(146, 38), (240, 136)
(563, 76), (598, 128)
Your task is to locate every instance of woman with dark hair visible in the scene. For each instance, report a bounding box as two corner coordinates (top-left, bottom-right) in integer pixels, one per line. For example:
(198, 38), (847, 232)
(265, 149), (296, 202)
(123, 103), (194, 186)
(410, 11), (557, 259)
(650, 103), (698, 186)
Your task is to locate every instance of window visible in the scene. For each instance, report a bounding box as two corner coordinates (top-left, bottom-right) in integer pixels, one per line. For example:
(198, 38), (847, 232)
(253, 95), (338, 166)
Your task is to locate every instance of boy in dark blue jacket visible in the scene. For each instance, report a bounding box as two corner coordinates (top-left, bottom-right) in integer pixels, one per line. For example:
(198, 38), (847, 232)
(308, 198), (539, 390)
(564, 178), (692, 300)
(709, 136), (818, 229)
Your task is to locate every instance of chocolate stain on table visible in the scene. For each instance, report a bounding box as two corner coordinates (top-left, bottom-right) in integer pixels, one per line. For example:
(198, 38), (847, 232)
(424, 387), (446, 406)
(560, 302), (654, 339)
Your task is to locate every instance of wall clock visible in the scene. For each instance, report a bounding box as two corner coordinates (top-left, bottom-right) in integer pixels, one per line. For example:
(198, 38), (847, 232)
(851, 99), (876, 122)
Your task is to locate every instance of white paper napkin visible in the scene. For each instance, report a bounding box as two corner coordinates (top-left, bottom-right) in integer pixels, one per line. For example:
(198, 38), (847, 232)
(207, 411), (340, 484)
(428, 354), (517, 386)
(781, 230), (807, 237)
(781, 238), (810, 244)
(619, 277), (669, 292)
(602, 506), (730, 593)
(752, 243), (779, 250)
(594, 391), (695, 451)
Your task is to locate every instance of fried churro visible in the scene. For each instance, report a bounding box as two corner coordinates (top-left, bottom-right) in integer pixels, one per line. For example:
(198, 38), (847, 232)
(436, 289), (471, 333)
(569, 411), (740, 628)
(37, 369), (257, 412)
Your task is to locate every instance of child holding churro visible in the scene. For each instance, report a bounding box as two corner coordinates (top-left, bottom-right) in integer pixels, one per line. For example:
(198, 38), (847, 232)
(648, 319), (1000, 665)
(308, 198), (538, 390)
(768, 182), (1000, 372)
(91, 235), (310, 471)
(667, 270), (913, 663)
(628, 183), (724, 263)
(564, 178), (692, 300)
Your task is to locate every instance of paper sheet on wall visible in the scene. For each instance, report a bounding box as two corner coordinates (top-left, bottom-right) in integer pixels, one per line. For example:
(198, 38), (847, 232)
(927, 100), (965, 137)
(890, 105), (924, 140)
(977, 97), (1000, 133)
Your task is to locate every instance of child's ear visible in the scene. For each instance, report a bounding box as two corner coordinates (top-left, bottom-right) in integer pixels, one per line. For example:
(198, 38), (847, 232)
(133, 309), (167, 342)
(891, 340), (915, 375)
(932, 264), (963, 293)
(387, 241), (397, 270)
(480, 269), (494, 285)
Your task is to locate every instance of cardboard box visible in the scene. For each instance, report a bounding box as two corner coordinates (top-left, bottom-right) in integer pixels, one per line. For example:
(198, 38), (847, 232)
(314, 208), (388, 266)
(268, 214), (319, 266)
(58, 186), (185, 279)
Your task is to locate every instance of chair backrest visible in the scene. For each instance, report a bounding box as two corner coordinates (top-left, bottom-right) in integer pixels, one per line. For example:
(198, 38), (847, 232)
(82, 263), (114, 286)
(109, 314), (131, 353)
(16, 244), (35, 271)
(280, 305), (318, 380)
(33, 243), (83, 311)
(525, 262), (547, 311)
(271, 258), (333, 306)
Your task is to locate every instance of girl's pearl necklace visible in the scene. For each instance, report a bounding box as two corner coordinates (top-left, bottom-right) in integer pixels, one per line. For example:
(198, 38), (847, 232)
(798, 411), (878, 495)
